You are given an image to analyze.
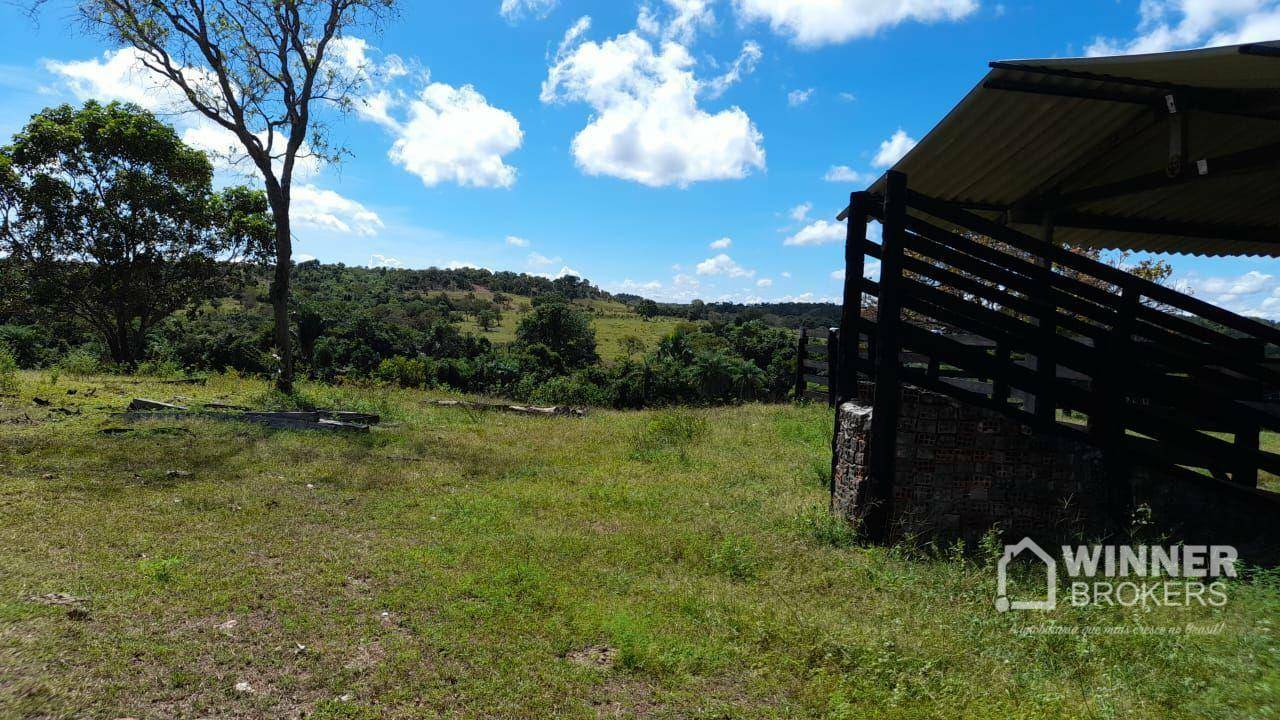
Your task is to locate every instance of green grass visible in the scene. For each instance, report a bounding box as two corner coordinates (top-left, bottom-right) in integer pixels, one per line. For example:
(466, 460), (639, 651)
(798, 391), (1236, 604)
(1, 371), (1278, 718)
(455, 294), (684, 361)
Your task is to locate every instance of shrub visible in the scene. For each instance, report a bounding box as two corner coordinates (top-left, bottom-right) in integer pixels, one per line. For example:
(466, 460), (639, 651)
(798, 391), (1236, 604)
(708, 537), (762, 581)
(795, 507), (859, 548)
(139, 556), (183, 584)
(376, 355), (432, 389)
(134, 358), (185, 378)
(58, 347), (102, 377)
(630, 411), (708, 461)
(0, 324), (58, 368)
(0, 344), (18, 394)
(433, 357), (474, 390)
(530, 373), (612, 407)
(515, 300), (598, 369)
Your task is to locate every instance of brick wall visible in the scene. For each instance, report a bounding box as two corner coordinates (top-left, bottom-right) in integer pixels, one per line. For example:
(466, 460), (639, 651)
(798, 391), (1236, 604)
(832, 384), (1280, 559)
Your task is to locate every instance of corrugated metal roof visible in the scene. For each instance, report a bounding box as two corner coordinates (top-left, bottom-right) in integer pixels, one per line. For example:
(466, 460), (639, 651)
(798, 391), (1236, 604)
(854, 42), (1280, 257)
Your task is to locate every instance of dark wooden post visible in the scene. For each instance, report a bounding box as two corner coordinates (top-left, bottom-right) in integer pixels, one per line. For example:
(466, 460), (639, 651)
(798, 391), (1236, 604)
(795, 328), (809, 401)
(1028, 216), (1058, 430)
(836, 192), (872, 406)
(826, 327), (839, 407)
(866, 172), (908, 542)
(993, 341), (1011, 404)
(831, 192), (873, 498)
(1234, 338), (1264, 488)
(1093, 283), (1138, 528)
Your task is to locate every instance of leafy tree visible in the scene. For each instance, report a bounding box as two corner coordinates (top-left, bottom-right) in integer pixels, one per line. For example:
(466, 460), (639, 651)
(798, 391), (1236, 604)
(64, 0), (398, 391)
(0, 102), (272, 367)
(635, 299), (661, 319)
(293, 303), (327, 366)
(476, 306), (501, 332)
(515, 300), (598, 369)
(620, 334), (646, 359)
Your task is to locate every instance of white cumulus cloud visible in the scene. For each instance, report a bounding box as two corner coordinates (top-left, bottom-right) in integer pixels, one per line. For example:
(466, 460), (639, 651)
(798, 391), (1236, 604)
(1086, 1), (1280, 56)
(46, 47), (330, 180)
(528, 251), (559, 268)
(44, 47), (189, 110)
(44, 47), (391, 237)
(785, 219), (844, 246)
(696, 253), (756, 278)
(293, 184), (385, 237)
(370, 254), (404, 268)
(506, 235), (531, 247)
(789, 202), (813, 222)
(757, 278), (773, 287)
(702, 41), (763, 99)
(1174, 269), (1280, 318)
(375, 82), (523, 189)
(824, 165), (876, 184)
(501, 0), (559, 22)
(788, 88), (815, 106)
(734, 0), (979, 47)
(710, 237), (733, 249)
(541, 14), (766, 187)
(873, 129), (918, 168)
(338, 40), (523, 189)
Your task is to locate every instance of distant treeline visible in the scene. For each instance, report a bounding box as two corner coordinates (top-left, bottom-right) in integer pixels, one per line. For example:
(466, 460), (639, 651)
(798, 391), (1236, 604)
(300, 262), (607, 301)
(0, 259), (803, 407)
(614, 295), (841, 329)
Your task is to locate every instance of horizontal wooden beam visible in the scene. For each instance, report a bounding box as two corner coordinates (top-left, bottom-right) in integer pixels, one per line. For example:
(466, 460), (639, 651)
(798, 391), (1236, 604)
(906, 190), (1280, 348)
(1050, 140), (1280, 207)
(983, 75), (1280, 122)
(1239, 43), (1280, 58)
(984, 78), (1166, 107)
(1010, 209), (1280, 245)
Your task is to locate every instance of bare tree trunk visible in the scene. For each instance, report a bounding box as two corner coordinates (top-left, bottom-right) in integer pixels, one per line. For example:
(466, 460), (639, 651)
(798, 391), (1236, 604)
(268, 190), (294, 394)
(109, 316), (137, 368)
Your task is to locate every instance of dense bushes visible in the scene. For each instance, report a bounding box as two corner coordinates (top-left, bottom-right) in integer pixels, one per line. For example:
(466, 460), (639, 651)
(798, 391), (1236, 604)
(364, 313), (796, 409)
(0, 259), (801, 408)
(515, 296), (599, 370)
(0, 344), (17, 394)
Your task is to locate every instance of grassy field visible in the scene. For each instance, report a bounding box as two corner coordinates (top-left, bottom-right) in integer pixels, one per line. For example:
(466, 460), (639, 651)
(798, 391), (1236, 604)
(453, 294), (686, 361)
(1, 371), (1278, 719)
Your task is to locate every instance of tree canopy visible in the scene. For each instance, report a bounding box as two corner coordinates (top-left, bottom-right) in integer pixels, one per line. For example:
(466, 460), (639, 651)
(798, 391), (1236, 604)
(0, 101), (272, 366)
(515, 299), (600, 370)
(62, 0), (398, 390)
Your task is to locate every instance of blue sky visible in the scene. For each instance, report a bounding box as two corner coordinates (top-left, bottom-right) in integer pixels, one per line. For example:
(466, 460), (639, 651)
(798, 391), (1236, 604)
(2, 1), (1280, 315)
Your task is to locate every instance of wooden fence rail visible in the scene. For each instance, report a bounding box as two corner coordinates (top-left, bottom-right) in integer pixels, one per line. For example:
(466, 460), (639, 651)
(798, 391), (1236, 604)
(835, 175), (1280, 539)
(794, 327), (840, 405)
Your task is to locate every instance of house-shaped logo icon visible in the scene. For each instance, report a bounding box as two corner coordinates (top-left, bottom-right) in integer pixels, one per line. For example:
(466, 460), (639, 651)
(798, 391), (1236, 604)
(995, 537), (1057, 612)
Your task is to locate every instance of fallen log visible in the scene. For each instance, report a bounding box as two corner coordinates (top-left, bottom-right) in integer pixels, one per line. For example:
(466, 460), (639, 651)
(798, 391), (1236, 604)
(120, 402), (370, 433)
(426, 399), (587, 418)
(119, 376), (209, 385)
(243, 411), (321, 423)
(320, 410), (382, 425)
(205, 402), (252, 411)
(128, 398), (188, 412)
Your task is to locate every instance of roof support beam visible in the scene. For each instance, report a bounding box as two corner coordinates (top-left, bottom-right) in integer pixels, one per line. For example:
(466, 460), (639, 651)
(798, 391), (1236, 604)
(1042, 140), (1280, 208)
(983, 78), (1168, 106)
(838, 195), (996, 222)
(1009, 210), (1280, 245)
(1240, 44), (1280, 58)
(987, 62), (1280, 122)
(990, 60), (1225, 93)
(1013, 107), (1165, 214)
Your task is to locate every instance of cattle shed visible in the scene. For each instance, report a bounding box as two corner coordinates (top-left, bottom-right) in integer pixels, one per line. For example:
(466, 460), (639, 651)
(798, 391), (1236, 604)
(828, 42), (1280, 551)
